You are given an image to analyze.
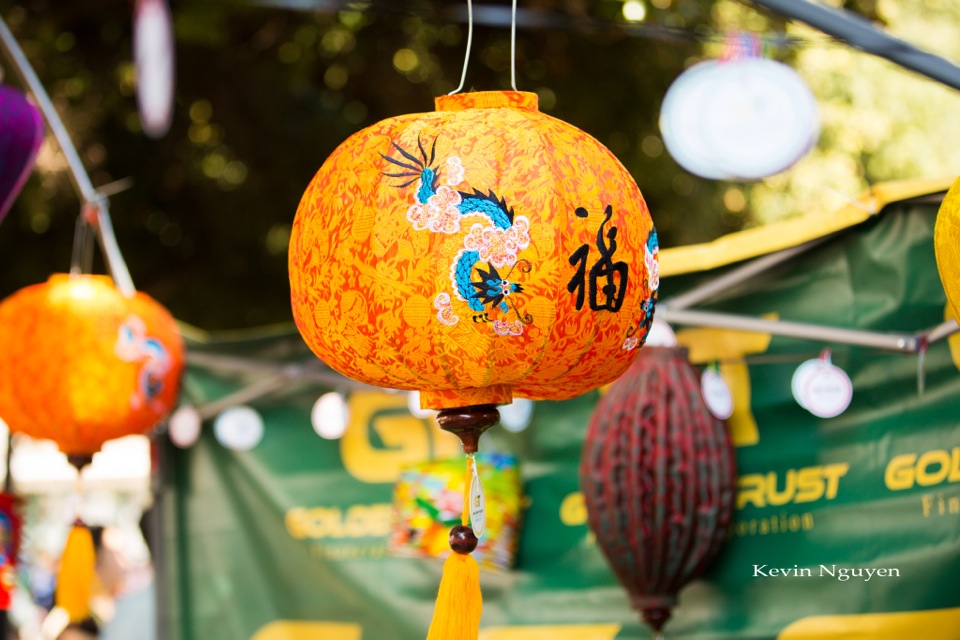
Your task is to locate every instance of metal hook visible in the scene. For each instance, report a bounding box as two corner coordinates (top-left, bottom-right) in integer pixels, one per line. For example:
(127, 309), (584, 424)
(448, 0), (474, 95)
(448, 0), (519, 94)
(70, 209), (96, 276)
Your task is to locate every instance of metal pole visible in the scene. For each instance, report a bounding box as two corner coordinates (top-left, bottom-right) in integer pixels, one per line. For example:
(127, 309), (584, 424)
(749, 0), (960, 92)
(195, 374), (291, 420)
(925, 318), (960, 344)
(185, 352), (377, 389)
(661, 237), (829, 311)
(0, 15), (137, 296)
(148, 437), (167, 640)
(93, 201), (136, 297)
(659, 307), (920, 352)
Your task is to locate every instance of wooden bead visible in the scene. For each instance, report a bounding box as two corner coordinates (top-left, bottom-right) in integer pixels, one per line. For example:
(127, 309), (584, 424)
(448, 525), (478, 554)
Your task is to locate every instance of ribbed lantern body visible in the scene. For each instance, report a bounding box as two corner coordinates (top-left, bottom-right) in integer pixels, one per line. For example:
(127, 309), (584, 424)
(935, 176), (960, 318)
(0, 274), (184, 455)
(580, 347), (736, 632)
(290, 91), (658, 410)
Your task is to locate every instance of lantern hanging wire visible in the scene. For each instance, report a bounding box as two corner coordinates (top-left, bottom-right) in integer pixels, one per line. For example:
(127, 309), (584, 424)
(447, 0), (473, 95)
(510, 0), (518, 91)
(449, 0), (519, 95)
(0, 16), (136, 297)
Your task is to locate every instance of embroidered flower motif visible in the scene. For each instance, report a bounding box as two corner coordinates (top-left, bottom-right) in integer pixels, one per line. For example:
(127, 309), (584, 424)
(446, 156), (465, 186)
(645, 245), (660, 292)
(493, 319), (524, 337)
(407, 186), (462, 234)
(622, 335), (640, 351)
(434, 292), (459, 326)
(463, 216), (531, 269)
(115, 314), (171, 411)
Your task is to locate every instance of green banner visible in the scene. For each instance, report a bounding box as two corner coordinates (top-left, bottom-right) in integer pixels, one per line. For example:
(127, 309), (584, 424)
(162, 198), (960, 639)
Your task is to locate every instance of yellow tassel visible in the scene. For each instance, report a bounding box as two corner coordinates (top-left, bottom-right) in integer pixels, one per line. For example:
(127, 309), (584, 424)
(55, 524), (96, 623)
(426, 551), (482, 640)
(427, 454), (482, 640)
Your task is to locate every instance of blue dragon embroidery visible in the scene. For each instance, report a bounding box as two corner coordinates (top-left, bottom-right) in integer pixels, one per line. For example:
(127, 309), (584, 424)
(382, 137), (532, 327)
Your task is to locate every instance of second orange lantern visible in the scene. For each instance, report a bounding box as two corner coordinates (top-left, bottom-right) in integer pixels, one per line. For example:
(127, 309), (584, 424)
(0, 274), (184, 458)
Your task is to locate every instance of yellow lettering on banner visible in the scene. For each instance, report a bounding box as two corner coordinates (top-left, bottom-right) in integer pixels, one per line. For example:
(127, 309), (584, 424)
(794, 467), (826, 503)
(560, 492), (588, 526)
(676, 318), (776, 448)
(252, 621), (362, 640)
(341, 390), (461, 483)
(821, 464), (848, 499)
(885, 454), (917, 491)
(479, 624), (622, 640)
(737, 464), (849, 509)
(885, 448), (960, 491)
(285, 503), (393, 540)
(778, 606), (960, 639)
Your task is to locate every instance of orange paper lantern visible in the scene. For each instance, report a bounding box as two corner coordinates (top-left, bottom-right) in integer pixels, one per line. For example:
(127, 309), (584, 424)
(290, 91), (658, 410)
(0, 274), (184, 457)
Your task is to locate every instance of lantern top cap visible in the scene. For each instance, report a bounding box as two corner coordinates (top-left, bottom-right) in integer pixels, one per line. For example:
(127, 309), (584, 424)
(435, 91), (539, 113)
(46, 273), (120, 296)
(48, 273), (114, 286)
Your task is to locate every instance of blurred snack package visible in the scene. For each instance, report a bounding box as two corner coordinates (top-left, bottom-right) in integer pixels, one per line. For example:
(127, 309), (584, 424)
(390, 453), (522, 571)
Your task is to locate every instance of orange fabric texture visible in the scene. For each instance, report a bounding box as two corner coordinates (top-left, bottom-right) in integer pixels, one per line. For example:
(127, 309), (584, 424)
(0, 274), (184, 455)
(935, 176), (960, 318)
(290, 91), (658, 409)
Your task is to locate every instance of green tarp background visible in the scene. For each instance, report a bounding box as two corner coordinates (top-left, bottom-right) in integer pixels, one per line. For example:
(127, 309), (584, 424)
(161, 196), (960, 639)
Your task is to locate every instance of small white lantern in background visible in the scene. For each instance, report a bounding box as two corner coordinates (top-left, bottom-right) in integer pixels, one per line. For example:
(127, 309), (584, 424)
(311, 392), (350, 440)
(168, 405), (202, 449)
(134, 0), (176, 138)
(213, 405), (264, 451)
(499, 398), (535, 433)
(661, 58), (819, 181)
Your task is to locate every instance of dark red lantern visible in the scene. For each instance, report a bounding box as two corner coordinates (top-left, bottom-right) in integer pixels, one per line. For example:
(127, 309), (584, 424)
(580, 346), (737, 635)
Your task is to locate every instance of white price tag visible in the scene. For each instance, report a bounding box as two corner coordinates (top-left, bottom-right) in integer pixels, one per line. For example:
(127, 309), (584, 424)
(469, 460), (486, 538)
(792, 353), (852, 418)
(803, 366), (852, 418)
(701, 368), (734, 420)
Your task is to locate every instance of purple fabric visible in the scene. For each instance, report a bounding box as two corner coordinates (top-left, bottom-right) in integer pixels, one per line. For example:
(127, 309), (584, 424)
(0, 84), (44, 223)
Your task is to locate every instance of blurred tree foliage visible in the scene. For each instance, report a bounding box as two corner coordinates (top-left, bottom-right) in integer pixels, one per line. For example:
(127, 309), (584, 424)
(0, 0), (955, 331)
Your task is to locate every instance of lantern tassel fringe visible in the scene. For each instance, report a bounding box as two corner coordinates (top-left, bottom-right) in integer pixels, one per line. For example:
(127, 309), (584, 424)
(425, 551), (482, 640)
(55, 522), (96, 623)
(426, 454), (482, 640)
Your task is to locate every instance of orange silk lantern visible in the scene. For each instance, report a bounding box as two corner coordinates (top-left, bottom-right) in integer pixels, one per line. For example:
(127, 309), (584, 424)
(290, 90), (658, 640)
(290, 91), (658, 413)
(0, 273), (184, 459)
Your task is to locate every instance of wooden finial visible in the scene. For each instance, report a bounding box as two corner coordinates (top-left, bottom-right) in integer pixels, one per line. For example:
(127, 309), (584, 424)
(67, 454), (93, 471)
(641, 606), (672, 633)
(435, 404), (500, 453)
